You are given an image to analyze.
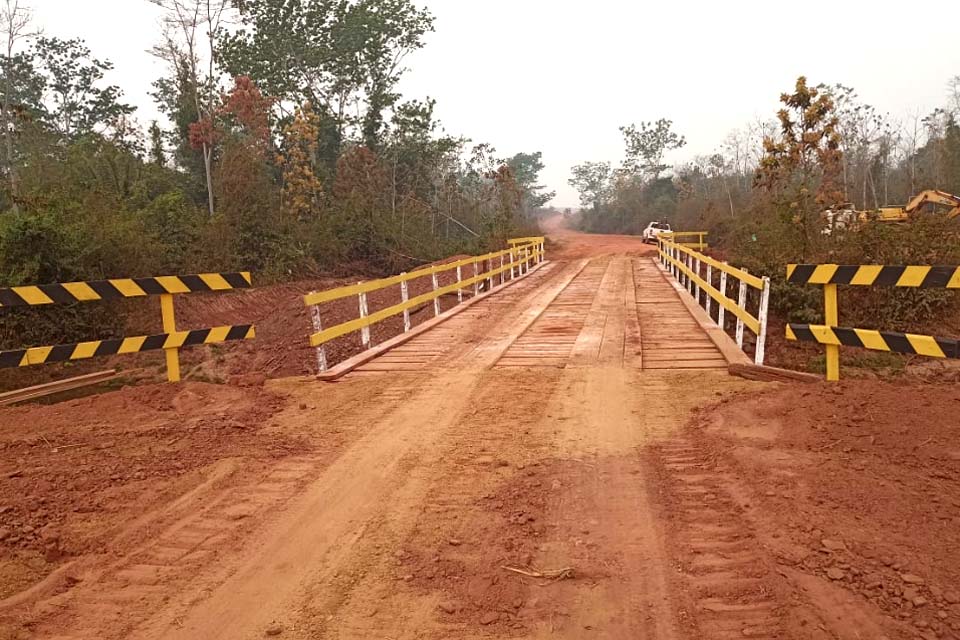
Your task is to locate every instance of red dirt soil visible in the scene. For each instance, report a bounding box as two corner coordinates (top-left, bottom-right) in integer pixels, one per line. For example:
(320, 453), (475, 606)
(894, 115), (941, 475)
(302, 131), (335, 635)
(1, 220), (959, 640)
(664, 378), (960, 639)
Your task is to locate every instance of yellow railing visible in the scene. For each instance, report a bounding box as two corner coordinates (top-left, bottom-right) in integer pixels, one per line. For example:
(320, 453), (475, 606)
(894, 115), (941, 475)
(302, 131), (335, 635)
(304, 237), (545, 371)
(658, 236), (770, 364)
(785, 263), (960, 380)
(661, 231), (708, 250)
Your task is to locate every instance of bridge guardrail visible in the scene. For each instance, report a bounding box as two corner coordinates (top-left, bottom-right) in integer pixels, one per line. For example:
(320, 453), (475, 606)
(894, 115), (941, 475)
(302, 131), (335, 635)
(785, 263), (960, 380)
(658, 236), (770, 364)
(660, 231), (708, 250)
(0, 273), (255, 382)
(304, 238), (545, 373)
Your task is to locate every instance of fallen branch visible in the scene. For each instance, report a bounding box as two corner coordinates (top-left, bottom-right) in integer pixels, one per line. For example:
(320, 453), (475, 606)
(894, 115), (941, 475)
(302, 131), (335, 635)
(502, 565), (575, 585)
(814, 440), (842, 452)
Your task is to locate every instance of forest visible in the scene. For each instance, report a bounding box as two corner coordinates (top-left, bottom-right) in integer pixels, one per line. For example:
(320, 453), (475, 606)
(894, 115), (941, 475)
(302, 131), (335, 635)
(0, 0), (551, 283)
(0, 0), (555, 346)
(569, 76), (960, 331)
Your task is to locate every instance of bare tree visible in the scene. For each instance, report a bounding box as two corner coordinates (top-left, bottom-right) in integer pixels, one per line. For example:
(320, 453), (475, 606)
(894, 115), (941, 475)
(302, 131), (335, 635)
(949, 76), (960, 117)
(148, 0), (231, 217)
(1, 0), (37, 213)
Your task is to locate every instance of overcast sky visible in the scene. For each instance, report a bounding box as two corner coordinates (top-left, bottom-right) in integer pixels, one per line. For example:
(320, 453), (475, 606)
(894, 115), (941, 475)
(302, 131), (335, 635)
(32, 0), (960, 207)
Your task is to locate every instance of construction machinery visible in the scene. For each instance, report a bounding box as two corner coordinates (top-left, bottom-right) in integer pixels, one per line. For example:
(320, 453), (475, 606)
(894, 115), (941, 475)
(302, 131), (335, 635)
(822, 189), (960, 233)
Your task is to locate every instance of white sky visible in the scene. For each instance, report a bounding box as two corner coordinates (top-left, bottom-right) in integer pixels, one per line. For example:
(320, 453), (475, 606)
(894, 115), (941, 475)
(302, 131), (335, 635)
(31, 0), (960, 207)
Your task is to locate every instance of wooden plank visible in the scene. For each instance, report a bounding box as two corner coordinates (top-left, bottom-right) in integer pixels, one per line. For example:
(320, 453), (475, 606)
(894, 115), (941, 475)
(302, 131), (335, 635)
(728, 363), (821, 383)
(0, 370), (118, 406)
(642, 361), (728, 369)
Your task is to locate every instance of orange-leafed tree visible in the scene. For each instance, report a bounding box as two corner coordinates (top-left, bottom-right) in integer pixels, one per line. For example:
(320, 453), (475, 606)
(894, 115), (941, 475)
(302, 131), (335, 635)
(277, 101), (324, 221)
(755, 77), (844, 226)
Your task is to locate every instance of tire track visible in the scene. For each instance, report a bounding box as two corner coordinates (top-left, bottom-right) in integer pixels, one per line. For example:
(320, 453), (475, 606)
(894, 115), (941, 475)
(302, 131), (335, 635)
(650, 438), (786, 639)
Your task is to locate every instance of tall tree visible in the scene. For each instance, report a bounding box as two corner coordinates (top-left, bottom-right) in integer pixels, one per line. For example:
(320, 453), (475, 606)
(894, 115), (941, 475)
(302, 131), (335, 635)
(148, 120), (165, 166)
(219, 0), (433, 151)
(568, 161), (612, 212)
(0, 0), (36, 212)
(32, 37), (134, 139)
(507, 151), (555, 213)
(755, 76), (843, 252)
(620, 118), (686, 179)
(149, 0), (231, 217)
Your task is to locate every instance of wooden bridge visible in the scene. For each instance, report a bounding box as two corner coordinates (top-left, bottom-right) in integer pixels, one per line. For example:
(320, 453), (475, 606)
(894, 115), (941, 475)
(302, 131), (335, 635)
(340, 254), (743, 377)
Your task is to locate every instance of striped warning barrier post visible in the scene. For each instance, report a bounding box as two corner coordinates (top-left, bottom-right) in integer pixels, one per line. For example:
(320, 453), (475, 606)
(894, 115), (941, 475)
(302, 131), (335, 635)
(786, 263), (960, 380)
(786, 325), (959, 360)
(787, 264), (960, 289)
(0, 273), (252, 307)
(0, 272), (254, 382)
(0, 326), (256, 369)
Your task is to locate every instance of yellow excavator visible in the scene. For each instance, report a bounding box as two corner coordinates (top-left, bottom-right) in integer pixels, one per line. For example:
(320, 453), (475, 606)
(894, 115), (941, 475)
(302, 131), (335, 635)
(822, 189), (960, 232)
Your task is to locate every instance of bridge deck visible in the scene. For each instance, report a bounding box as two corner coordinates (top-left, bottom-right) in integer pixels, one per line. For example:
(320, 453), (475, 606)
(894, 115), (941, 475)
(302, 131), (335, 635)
(348, 256), (727, 376)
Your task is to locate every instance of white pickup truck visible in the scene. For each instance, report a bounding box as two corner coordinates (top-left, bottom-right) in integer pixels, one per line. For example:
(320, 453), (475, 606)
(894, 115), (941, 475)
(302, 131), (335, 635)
(642, 221), (672, 244)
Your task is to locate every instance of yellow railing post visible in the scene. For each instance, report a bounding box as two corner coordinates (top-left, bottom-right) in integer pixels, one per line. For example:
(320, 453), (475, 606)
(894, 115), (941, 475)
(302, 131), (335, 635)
(824, 283), (840, 381)
(159, 293), (181, 383)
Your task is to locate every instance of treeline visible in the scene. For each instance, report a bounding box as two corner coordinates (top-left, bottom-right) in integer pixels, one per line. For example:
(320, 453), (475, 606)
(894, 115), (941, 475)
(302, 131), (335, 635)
(0, 0), (554, 295)
(569, 76), (960, 330)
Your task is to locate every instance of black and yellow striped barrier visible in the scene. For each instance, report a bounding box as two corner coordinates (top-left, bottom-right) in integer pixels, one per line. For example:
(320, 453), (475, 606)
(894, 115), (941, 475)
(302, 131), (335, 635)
(0, 272), (254, 382)
(0, 325), (255, 369)
(0, 272), (252, 307)
(787, 264), (960, 289)
(787, 324), (959, 360)
(786, 263), (960, 380)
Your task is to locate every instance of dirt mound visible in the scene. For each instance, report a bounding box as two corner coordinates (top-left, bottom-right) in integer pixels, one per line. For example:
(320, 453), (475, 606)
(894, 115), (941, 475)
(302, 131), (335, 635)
(0, 381), (306, 600)
(687, 379), (960, 636)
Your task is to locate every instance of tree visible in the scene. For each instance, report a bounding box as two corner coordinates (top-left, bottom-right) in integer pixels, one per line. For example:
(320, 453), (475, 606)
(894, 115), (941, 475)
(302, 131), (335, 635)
(32, 37), (134, 139)
(506, 151), (555, 213)
(620, 118), (686, 179)
(278, 100), (323, 221)
(0, 0), (38, 212)
(220, 0), (434, 151)
(149, 0), (232, 217)
(568, 161), (612, 212)
(755, 76), (843, 252)
(148, 120), (165, 166)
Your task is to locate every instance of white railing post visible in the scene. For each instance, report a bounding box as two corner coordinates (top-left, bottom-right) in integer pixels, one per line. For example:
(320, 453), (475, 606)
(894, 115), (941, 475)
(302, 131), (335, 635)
(718, 264), (728, 330)
(499, 255), (505, 285)
(400, 276), (411, 332)
(755, 276), (771, 365)
(309, 301), (328, 373)
(736, 271), (748, 348)
(358, 289), (370, 347)
(694, 257), (701, 304)
(510, 250), (516, 280)
(705, 264), (713, 318)
(487, 259), (494, 291)
(686, 254), (693, 293)
(456, 265), (463, 303)
(432, 271), (441, 316)
(473, 261), (480, 296)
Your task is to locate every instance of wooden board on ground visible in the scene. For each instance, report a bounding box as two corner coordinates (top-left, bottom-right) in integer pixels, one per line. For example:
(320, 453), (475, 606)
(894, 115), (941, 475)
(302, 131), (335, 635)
(728, 363), (821, 383)
(0, 370), (118, 406)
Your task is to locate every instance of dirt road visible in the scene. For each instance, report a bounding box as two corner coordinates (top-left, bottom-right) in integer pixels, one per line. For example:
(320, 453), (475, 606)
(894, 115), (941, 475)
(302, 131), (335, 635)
(2, 221), (951, 639)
